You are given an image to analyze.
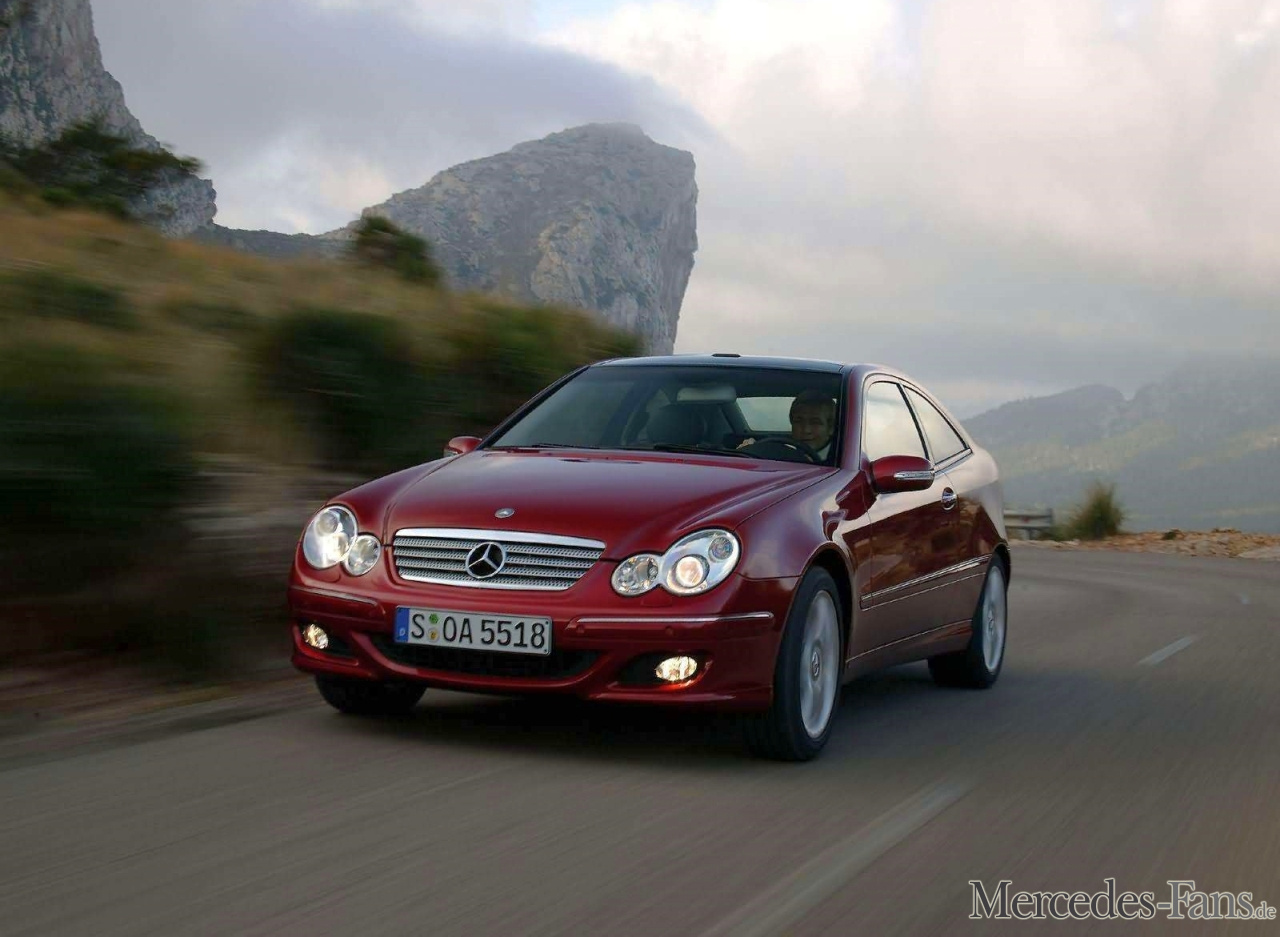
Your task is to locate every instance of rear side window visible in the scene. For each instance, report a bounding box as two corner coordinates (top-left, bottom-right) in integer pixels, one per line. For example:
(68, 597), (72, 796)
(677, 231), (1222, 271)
(904, 386), (968, 462)
(862, 381), (926, 461)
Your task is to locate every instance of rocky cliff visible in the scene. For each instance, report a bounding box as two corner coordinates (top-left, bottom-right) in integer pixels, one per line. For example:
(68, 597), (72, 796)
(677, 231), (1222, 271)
(0, 0), (215, 234)
(199, 123), (698, 353)
(343, 124), (697, 353)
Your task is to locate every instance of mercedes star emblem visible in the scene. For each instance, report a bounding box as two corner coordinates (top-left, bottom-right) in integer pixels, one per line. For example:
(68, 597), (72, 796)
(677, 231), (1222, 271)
(464, 542), (506, 579)
(495, 507), (515, 518)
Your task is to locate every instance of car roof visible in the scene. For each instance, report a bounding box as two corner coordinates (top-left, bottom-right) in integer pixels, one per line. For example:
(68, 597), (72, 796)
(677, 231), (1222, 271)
(594, 354), (923, 386)
(596, 353), (850, 373)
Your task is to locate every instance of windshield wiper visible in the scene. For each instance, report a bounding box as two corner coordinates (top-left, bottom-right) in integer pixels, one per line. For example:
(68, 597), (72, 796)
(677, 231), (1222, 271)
(625, 444), (755, 459)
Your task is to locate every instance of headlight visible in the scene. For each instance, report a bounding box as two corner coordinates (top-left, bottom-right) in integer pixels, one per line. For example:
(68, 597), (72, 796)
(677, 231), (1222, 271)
(302, 506), (381, 575)
(612, 553), (661, 596)
(343, 534), (382, 576)
(611, 529), (741, 597)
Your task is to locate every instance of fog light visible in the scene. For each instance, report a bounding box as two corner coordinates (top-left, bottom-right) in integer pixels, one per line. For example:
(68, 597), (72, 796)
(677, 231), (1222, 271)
(302, 623), (329, 651)
(655, 655), (699, 683)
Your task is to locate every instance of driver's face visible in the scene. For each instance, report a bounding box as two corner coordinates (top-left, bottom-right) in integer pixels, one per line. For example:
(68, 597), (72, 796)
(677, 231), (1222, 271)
(791, 404), (834, 449)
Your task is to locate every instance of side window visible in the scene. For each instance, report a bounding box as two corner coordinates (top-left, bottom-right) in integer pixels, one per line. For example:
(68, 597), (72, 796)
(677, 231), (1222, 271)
(904, 387), (968, 462)
(862, 381), (926, 462)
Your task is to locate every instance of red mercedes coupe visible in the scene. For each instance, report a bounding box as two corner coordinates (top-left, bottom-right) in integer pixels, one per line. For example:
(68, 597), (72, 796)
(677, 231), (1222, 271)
(288, 355), (1009, 760)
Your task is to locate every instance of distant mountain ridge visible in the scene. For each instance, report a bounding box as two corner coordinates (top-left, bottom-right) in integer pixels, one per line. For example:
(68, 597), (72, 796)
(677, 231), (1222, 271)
(964, 362), (1280, 533)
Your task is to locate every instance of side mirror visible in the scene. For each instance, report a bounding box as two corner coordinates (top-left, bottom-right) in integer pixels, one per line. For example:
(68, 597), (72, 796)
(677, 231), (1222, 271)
(870, 454), (935, 493)
(444, 435), (482, 457)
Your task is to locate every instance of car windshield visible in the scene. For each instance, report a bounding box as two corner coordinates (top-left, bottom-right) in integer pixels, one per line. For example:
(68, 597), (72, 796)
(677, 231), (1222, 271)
(486, 364), (845, 465)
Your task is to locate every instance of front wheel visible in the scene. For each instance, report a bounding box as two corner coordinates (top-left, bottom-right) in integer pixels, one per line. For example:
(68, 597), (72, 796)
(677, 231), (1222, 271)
(315, 675), (425, 716)
(745, 567), (844, 761)
(928, 559), (1007, 689)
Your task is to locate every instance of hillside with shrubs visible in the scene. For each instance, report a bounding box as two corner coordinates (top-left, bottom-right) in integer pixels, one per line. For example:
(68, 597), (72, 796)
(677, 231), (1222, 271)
(0, 178), (641, 677)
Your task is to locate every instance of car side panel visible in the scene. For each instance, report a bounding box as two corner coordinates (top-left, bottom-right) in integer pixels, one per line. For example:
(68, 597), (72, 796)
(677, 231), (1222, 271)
(858, 471), (972, 640)
(735, 471), (872, 667)
(946, 446), (1008, 572)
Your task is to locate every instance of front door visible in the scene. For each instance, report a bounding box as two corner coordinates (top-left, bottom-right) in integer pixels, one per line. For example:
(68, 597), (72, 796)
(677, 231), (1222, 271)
(859, 380), (966, 646)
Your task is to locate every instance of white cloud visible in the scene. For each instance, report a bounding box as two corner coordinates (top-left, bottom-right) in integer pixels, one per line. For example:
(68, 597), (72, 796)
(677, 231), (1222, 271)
(536, 0), (1280, 412)
(93, 0), (703, 234)
(91, 0), (1280, 416)
(306, 0), (535, 35)
(546, 1), (896, 133)
(543, 0), (1280, 281)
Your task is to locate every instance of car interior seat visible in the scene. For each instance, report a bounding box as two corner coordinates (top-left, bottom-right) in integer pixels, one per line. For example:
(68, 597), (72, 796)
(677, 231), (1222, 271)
(646, 404), (708, 448)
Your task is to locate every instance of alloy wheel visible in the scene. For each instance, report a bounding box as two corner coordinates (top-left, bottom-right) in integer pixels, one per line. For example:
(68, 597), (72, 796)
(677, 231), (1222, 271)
(800, 590), (841, 738)
(981, 564), (1007, 672)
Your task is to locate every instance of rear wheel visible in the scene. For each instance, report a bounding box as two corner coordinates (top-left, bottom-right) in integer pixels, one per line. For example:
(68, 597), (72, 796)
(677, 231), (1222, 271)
(745, 567), (844, 761)
(315, 675), (425, 716)
(928, 559), (1007, 689)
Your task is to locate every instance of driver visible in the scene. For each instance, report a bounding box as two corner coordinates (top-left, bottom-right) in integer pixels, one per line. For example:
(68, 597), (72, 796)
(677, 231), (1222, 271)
(788, 390), (836, 460)
(738, 390), (837, 460)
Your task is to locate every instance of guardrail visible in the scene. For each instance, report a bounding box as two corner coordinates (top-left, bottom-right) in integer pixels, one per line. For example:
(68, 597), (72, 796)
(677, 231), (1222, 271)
(1004, 506), (1055, 540)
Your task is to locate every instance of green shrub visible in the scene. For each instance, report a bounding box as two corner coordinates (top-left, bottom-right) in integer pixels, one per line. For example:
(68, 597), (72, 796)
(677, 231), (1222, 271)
(452, 302), (569, 392)
(0, 341), (199, 594)
(453, 301), (642, 386)
(0, 158), (33, 193)
(350, 214), (442, 285)
(1063, 481), (1126, 540)
(37, 186), (77, 207)
(1, 268), (136, 329)
(116, 567), (253, 681)
(256, 307), (444, 471)
(255, 302), (640, 470)
(441, 300), (646, 438)
(0, 118), (203, 222)
(162, 298), (257, 336)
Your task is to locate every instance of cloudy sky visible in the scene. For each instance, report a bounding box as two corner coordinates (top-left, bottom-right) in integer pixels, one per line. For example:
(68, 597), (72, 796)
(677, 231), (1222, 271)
(92, 0), (1280, 416)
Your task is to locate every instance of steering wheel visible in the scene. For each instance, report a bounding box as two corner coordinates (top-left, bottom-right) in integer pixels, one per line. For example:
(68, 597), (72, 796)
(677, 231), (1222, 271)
(739, 435), (822, 464)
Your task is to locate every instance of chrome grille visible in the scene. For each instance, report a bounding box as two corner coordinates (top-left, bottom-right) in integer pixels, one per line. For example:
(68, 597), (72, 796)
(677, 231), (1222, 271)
(391, 528), (604, 591)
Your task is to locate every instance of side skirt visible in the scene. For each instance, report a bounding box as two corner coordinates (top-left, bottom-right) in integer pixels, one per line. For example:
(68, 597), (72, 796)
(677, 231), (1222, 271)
(842, 620), (972, 680)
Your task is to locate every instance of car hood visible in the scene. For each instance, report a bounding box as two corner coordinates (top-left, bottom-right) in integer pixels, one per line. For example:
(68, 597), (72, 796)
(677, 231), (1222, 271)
(379, 448), (833, 558)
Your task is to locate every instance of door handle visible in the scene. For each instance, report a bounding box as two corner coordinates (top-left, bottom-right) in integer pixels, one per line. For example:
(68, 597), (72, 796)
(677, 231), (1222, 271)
(940, 487), (958, 511)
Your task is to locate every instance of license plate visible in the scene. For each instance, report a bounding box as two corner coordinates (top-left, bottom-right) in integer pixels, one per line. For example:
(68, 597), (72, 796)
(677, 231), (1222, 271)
(394, 607), (553, 656)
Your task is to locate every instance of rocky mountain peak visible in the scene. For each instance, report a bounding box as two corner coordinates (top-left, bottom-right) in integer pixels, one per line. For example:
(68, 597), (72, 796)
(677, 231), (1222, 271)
(0, 0), (216, 234)
(341, 122), (699, 354)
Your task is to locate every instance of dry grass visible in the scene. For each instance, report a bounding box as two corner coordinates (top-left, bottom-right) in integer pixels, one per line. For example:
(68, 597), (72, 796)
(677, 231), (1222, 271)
(0, 196), (639, 669)
(0, 196), (626, 464)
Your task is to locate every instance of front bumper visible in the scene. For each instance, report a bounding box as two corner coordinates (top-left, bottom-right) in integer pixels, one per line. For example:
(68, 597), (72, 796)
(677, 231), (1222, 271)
(287, 548), (797, 712)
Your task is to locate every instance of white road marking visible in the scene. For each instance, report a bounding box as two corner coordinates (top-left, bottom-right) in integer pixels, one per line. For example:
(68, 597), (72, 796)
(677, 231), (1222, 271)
(1138, 635), (1198, 667)
(696, 780), (972, 937)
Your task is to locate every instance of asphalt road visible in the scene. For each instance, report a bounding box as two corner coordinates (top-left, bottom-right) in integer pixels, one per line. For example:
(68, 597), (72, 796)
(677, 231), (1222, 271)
(3, 550), (1278, 936)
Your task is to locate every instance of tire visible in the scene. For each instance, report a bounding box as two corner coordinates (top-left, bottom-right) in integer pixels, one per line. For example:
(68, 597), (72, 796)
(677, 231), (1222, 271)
(315, 675), (425, 716)
(928, 559), (1007, 689)
(745, 567), (844, 761)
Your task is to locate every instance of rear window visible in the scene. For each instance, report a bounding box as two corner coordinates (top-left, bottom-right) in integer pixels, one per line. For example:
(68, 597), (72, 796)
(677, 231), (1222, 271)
(735, 396), (794, 433)
(904, 386), (968, 462)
